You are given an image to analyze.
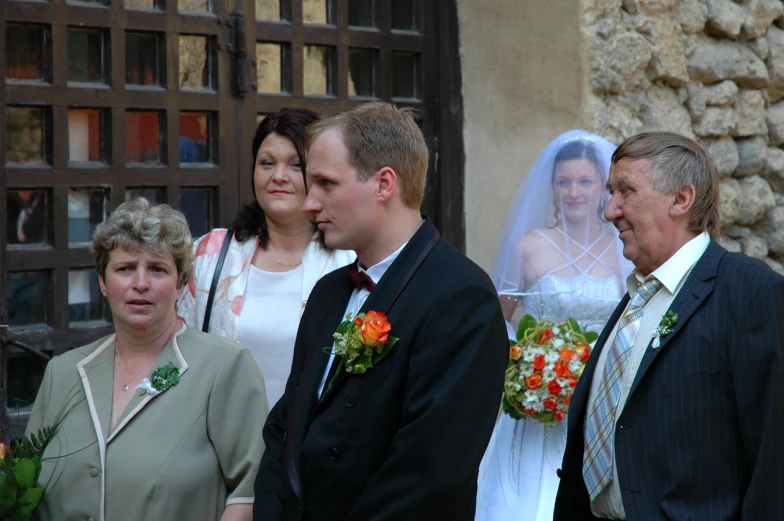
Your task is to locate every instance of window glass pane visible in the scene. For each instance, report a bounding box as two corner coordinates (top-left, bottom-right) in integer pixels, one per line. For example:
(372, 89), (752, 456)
(126, 188), (165, 204)
(180, 0), (209, 12)
(72, 0), (109, 5)
(181, 188), (213, 238)
(348, 48), (375, 97)
(304, 0), (328, 24)
(125, 0), (160, 9)
(7, 355), (46, 411)
(256, 0), (280, 20)
(5, 24), (50, 82)
(68, 28), (106, 84)
(68, 188), (108, 244)
(69, 109), (106, 163)
(179, 35), (212, 90)
(7, 190), (49, 246)
(256, 42), (283, 93)
(126, 32), (162, 86)
(391, 0), (416, 30)
(391, 51), (419, 99)
(7, 271), (49, 327)
(6, 107), (45, 165)
(126, 111), (162, 164)
(69, 270), (104, 322)
(303, 45), (333, 96)
(180, 112), (211, 163)
(348, 0), (374, 27)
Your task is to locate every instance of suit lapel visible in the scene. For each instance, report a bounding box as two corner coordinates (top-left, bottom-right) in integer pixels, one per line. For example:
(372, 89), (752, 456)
(76, 336), (117, 443)
(626, 241), (724, 399)
(568, 294), (628, 434)
(313, 219), (440, 408)
(107, 324), (190, 442)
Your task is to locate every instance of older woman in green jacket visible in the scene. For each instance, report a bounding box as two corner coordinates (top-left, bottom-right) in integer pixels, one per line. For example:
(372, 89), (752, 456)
(25, 198), (268, 521)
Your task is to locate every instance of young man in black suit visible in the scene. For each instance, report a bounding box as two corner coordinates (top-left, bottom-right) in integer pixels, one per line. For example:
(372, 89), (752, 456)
(253, 102), (508, 520)
(555, 132), (784, 520)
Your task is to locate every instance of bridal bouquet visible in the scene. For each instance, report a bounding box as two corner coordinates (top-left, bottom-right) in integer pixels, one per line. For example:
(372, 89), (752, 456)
(502, 315), (597, 426)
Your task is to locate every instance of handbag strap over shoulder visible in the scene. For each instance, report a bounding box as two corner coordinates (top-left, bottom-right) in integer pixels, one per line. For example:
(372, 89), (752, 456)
(202, 228), (234, 333)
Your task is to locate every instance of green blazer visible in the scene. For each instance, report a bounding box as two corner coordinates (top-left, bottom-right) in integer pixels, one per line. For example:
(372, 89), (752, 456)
(25, 324), (269, 521)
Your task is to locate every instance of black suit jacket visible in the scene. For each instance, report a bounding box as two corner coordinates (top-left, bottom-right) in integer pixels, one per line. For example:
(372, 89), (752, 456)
(254, 219), (508, 521)
(554, 240), (784, 520)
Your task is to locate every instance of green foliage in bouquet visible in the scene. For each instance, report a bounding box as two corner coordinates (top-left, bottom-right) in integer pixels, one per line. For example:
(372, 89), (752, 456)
(1, 387), (86, 519)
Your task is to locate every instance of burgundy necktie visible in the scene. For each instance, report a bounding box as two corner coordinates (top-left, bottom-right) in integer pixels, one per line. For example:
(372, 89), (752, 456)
(348, 262), (375, 292)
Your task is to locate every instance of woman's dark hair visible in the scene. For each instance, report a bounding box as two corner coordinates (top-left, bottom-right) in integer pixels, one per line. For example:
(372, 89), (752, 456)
(232, 108), (320, 245)
(553, 139), (603, 177)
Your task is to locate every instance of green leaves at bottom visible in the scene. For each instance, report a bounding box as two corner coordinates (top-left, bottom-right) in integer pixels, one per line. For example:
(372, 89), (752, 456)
(18, 487), (44, 516)
(13, 458), (39, 489)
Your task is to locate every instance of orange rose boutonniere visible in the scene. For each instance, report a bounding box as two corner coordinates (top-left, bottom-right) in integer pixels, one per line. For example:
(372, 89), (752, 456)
(321, 311), (399, 399)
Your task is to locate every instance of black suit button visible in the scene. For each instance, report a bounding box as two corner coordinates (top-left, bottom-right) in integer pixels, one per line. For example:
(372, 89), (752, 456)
(329, 448), (340, 460)
(556, 468), (562, 478)
(345, 394), (356, 407)
(278, 493), (285, 504)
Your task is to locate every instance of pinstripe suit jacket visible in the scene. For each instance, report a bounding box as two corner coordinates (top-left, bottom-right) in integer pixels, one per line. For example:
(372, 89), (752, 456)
(554, 240), (784, 521)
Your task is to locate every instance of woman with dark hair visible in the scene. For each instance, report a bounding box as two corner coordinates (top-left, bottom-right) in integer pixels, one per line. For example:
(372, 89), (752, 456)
(177, 109), (355, 408)
(476, 130), (632, 521)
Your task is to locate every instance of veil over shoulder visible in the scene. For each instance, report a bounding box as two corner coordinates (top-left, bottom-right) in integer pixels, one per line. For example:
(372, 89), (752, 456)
(477, 130), (633, 521)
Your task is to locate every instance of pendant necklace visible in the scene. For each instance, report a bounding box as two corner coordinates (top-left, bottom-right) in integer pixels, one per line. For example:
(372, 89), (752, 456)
(115, 349), (158, 392)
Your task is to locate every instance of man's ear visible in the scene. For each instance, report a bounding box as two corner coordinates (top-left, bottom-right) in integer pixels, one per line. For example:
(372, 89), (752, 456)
(670, 184), (696, 218)
(375, 167), (398, 202)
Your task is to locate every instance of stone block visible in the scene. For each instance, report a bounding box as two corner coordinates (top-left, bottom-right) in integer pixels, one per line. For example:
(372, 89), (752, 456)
(725, 224), (753, 237)
(693, 107), (738, 136)
(739, 174), (776, 223)
(736, 136), (769, 176)
(747, 37), (770, 59)
(762, 146), (784, 189)
(704, 0), (748, 38)
(673, 0), (708, 34)
(688, 37), (769, 88)
(639, 0), (677, 13)
(649, 14), (689, 86)
(767, 100), (784, 143)
(640, 86), (695, 138)
(591, 30), (654, 94)
(755, 205), (784, 252)
(738, 233), (770, 258)
(763, 256), (784, 275)
(732, 90), (769, 136)
(719, 177), (743, 226)
(687, 80), (739, 118)
(718, 235), (743, 252)
(741, 0), (784, 39)
(592, 95), (644, 143)
(703, 136), (740, 176)
(767, 25), (784, 100)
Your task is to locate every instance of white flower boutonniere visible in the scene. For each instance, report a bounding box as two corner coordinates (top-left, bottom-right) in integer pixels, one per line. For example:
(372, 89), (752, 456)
(136, 378), (160, 396)
(651, 310), (678, 349)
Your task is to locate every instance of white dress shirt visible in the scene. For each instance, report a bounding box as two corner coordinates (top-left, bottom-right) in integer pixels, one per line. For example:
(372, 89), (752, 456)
(587, 232), (710, 519)
(316, 242), (408, 397)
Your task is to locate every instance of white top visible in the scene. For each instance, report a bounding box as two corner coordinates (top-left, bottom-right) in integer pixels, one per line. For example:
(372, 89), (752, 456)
(316, 242), (408, 398)
(587, 232), (711, 519)
(239, 264), (304, 408)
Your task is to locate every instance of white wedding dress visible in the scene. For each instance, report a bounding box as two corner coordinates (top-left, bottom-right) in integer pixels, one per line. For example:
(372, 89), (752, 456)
(476, 235), (623, 521)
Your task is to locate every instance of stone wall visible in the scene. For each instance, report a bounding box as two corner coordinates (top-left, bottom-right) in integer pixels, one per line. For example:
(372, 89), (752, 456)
(584, 0), (784, 274)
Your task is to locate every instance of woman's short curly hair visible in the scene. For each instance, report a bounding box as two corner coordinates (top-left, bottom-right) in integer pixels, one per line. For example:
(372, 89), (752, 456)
(92, 198), (194, 288)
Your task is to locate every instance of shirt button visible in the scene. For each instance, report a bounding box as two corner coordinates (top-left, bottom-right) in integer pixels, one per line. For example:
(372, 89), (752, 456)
(329, 448), (340, 460)
(89, 468), (99, 477)
(344, 394), (356, 407)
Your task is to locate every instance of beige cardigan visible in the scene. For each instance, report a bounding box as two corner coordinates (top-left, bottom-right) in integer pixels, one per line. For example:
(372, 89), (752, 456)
(25, 324), (268, 521)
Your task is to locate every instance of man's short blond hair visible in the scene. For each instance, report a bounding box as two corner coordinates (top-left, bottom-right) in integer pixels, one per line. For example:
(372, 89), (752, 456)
(306, 102), (429, 209)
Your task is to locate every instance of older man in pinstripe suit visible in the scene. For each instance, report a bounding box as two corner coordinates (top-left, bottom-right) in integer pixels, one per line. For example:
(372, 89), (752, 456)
(554, 132), (784, 521)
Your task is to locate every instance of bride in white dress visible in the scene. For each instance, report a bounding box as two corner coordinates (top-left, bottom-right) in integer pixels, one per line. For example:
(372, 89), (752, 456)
(476, 130), (632, 521)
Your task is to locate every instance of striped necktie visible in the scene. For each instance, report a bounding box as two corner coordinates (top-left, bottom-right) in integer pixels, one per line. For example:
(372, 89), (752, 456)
(583, 278), (663, 500)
